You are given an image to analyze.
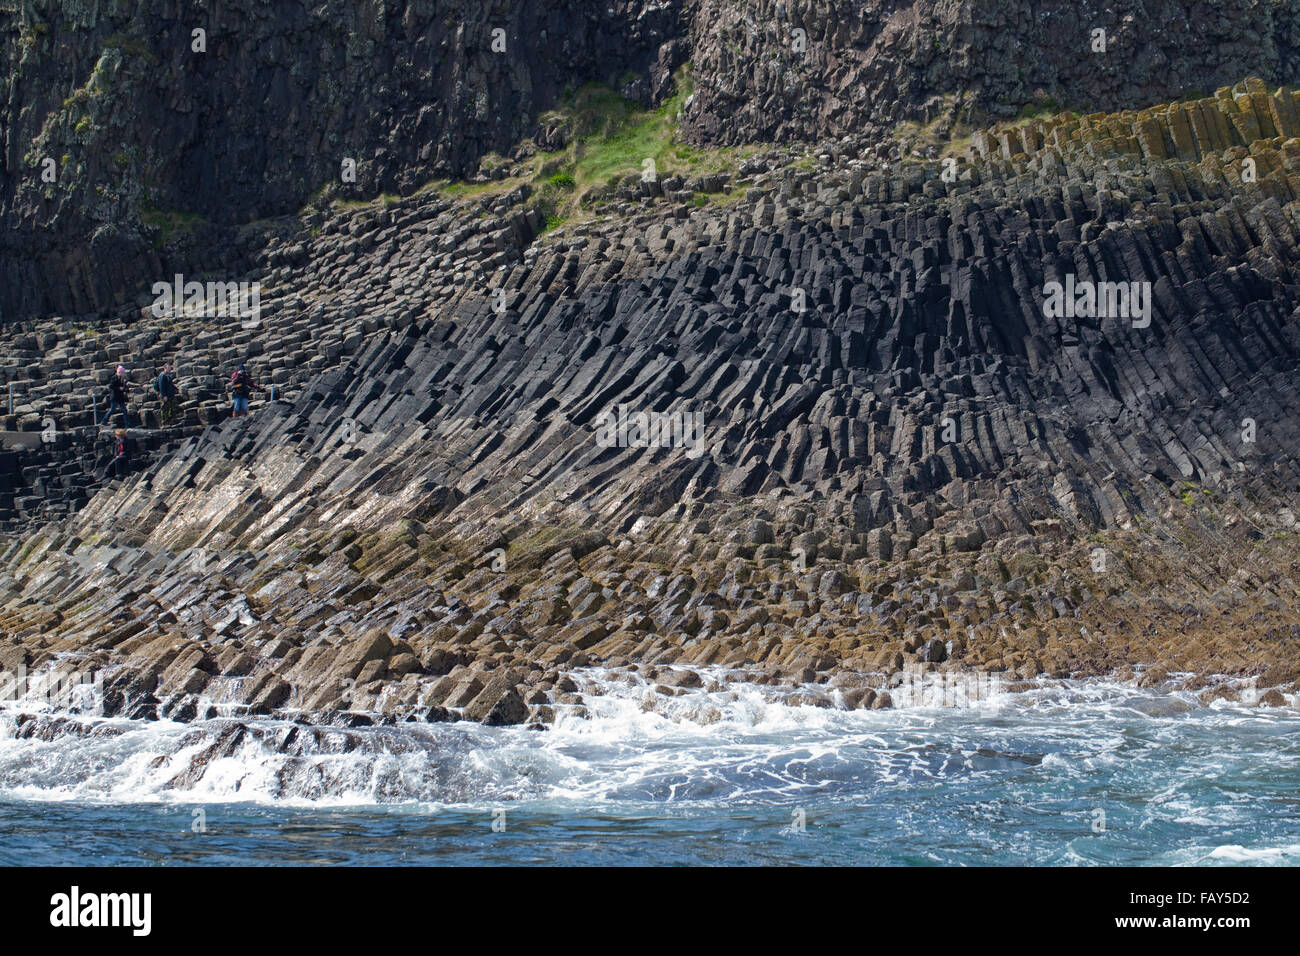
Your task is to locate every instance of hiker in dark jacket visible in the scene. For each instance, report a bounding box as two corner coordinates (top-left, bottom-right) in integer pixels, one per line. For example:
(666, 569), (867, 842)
(106, 365), (132, 427)
(155, 363), (179, 426)
(228, 363), (264, 418)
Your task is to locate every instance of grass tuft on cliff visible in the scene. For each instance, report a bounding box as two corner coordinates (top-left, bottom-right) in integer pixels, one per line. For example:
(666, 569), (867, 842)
(308, 65), (755, 230)
(138, 203), (206, 248)
(523, 66), (757, 226)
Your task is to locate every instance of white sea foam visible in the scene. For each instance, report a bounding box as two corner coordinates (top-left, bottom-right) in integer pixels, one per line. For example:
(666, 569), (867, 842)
(0, 666), (1295, 814)
(1208, 844), (1300, 863)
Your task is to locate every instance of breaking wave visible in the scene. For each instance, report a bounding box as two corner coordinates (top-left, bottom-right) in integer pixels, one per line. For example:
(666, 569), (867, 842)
(1, 668), (1295, 817)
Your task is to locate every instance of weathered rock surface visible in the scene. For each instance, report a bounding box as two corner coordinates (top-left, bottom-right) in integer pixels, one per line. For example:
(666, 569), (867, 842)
(0, 0), (689, 318)
(2, 78), (1300, 724)
(5, 1), (1300, 319)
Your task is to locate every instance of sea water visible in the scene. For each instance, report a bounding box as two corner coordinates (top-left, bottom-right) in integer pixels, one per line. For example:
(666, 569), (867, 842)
(0, 670), (1296, 866)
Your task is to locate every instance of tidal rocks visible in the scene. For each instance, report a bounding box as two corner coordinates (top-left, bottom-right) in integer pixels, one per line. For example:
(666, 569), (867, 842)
(841, 687), (877, 710)
(474, 687), (530, 726)
(1258, 689), (1288, 707)
(918, 639), (948, 664)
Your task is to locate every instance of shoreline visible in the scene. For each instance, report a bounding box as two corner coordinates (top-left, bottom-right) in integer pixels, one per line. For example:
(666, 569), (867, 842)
(2, 653), (1296, 736)
(3, 491), (1299, 730)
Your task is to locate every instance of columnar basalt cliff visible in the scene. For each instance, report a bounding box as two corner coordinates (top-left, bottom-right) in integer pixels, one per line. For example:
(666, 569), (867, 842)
(2, 2), (1300, 734)
(683, 0), (1300, 147)
(0, 0), (689, 319)
(2, 73), (1300, 730)
(4, 1), (1300, 319)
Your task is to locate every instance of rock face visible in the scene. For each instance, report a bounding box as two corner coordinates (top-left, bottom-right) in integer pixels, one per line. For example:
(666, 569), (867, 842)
(3, 54), (1300, 723)
(683, 0), (1300, 149)
(25, 77), (1297, 531)
(0, 0), (689, 319)
(4, 1), (1299, 320)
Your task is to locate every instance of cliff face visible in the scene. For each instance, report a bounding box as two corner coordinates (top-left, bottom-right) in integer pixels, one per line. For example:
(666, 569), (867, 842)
(1, 78), (1299, 727)
(4, 0), (1300, 321)
(683, 0), (1300, 146)
(0, 0), (687, 319)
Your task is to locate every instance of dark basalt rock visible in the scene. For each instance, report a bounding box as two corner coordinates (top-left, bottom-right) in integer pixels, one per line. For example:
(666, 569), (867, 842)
(919, 639), (948, 663)
(0, 1), (691, 320)
(1, 73), (1299, 721)
(3, 2), (1295, 322)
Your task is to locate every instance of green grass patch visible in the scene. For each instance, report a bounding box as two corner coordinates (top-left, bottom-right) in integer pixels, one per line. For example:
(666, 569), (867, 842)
(518, 67), (759, 226)
(138, 202), (206, 248)
(419, 177), (519, 203)
(1016, 101), (1060, 122)
(394, 65), (761, 235)
(565, 82), (683, 186)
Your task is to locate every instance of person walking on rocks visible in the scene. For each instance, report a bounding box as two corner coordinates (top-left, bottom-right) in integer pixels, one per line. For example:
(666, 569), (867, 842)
(155, 363), (179, 426)
(229, 363), (264, 419)
(111, 428), (129, 480)
(107, 365), (133, 428)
